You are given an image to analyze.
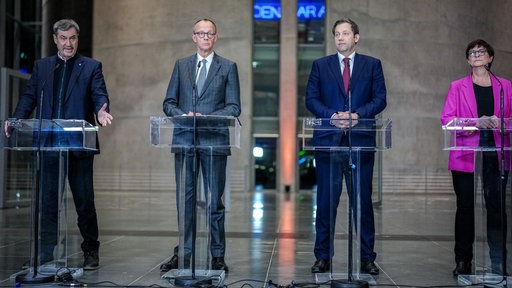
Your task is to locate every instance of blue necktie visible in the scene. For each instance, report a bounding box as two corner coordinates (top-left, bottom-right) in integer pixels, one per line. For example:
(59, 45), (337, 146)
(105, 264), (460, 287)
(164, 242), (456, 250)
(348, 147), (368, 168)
(196, 59), (207, 94)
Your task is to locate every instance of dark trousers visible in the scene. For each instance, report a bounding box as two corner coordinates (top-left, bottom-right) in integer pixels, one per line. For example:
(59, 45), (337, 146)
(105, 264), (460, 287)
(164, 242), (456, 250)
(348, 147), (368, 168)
(174, 151), (227, 259)
(40, 151), (100, 259)
(313, 149), (376, 262)
(452, 151), (508, 265)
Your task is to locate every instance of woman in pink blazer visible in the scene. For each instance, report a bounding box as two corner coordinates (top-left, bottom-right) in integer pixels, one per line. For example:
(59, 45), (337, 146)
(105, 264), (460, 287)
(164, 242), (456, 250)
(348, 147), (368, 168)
(441, 39), (512, 276)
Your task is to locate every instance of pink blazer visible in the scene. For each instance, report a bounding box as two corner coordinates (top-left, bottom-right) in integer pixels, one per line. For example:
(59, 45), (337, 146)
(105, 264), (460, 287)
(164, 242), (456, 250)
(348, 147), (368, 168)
(440, 73), (512, 172)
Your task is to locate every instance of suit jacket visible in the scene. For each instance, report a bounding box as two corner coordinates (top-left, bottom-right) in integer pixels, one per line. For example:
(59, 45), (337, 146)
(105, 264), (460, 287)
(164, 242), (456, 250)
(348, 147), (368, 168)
(163, 53), (241, 155)
(441, 73), (512, 172)
(305, 53), (387, 148)
(12, 54), (110, 153)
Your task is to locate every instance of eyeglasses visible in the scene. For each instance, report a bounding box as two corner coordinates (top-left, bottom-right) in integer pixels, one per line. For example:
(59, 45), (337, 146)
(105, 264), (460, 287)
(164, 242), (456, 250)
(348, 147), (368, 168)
(468, 49), (487, 58)
(194, 32), (216, 39)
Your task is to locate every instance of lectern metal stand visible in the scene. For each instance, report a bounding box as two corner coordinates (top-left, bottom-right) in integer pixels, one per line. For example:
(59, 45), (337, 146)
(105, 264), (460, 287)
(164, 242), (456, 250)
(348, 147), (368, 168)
(150, 115), (240, 287)
(2, 119), (97, 284)
(302, 118), (392, 288)
(443, 118), (511, 287)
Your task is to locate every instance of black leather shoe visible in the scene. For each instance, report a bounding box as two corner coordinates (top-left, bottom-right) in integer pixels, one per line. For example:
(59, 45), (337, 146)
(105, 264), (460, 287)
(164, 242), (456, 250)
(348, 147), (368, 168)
(452, 261), (471, 276)
(160, 255), (178, 272)
(211, 257), (229, 273)
(311, 259), (330, 273)
(360, 261), (379, 275)
(83, 250), (100, 270)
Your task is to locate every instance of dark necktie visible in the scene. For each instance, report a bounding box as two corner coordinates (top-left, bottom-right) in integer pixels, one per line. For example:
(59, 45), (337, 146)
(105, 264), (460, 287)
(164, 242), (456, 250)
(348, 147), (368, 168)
(196, 59), (207, 94)
(342, 57), (350, 94)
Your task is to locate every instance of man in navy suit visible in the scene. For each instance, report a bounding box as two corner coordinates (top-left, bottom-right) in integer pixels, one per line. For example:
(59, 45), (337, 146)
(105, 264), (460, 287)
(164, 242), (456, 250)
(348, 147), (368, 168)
(161, 18), (241, 273)
(5, 19), (113, 270)
(306, 18), (387, 275)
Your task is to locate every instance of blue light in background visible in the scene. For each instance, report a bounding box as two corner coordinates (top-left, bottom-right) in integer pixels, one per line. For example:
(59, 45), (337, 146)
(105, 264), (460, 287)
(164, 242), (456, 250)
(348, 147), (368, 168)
(254, 0), (325, 20)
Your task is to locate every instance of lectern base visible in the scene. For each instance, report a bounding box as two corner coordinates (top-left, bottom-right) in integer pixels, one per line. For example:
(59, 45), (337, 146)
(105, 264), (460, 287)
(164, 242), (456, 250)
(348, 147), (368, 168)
(15, 271), (54, 284)
(331, 279), (369, 288)
(316, 272), (376, 286)
(458, 274), (511, 288)
(174, 275), (213, 287)
(162, 269), (225, 287)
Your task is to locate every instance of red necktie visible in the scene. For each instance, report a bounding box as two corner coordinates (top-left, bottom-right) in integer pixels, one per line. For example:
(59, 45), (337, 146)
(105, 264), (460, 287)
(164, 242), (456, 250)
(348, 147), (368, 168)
(342, 57), (350, 94)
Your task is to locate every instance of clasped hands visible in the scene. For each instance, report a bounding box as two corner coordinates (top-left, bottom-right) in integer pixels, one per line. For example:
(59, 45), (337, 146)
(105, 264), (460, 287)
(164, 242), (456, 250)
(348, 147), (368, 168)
(331, 111), (359, 131)
(475, 115), (499, 129)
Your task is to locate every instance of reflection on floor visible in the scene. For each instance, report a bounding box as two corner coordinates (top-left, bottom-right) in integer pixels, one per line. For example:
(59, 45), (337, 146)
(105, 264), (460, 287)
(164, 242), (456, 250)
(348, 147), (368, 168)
(0, 187), (510, 287)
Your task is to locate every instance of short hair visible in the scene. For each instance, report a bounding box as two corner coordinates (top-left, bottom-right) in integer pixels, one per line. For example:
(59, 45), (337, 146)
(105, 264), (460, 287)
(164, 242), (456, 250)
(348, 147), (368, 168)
(332, 18), (359, 36)
(53, 19), (80, 35)
(193, 18), (217, 33)
(465, 39), (495, 68)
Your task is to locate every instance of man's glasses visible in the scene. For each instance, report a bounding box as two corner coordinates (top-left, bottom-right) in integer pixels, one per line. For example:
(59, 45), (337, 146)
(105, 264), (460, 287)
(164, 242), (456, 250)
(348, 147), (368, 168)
(468, 49), (487, 58)
(194, 32), (216, 39)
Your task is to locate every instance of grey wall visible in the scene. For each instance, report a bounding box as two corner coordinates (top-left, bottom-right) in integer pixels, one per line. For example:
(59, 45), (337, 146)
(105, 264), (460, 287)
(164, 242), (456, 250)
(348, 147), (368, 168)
(92, 0), (253, 191)
(91, 0), (512, 191)
(326, 0), (512, 177)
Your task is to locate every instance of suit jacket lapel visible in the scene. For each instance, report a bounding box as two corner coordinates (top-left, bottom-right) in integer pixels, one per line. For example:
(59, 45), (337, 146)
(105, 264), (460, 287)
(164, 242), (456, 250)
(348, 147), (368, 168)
(45, 56), (58, 111)
(65, 56), (84, 101)
(327, 54), (344, 95)
(199, 54), (220, 98)
(462, 75), (478, 117)
(351, 53), (364, 94)
(188, 55), (197, 91)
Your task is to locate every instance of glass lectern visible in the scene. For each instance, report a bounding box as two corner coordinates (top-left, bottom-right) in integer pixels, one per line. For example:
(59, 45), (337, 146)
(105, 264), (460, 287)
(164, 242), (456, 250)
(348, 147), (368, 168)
(1, 119), (97, 283)
(150, 115), (240, 287)
(302, 118), (391, 285)
(443, 118), (511, 286)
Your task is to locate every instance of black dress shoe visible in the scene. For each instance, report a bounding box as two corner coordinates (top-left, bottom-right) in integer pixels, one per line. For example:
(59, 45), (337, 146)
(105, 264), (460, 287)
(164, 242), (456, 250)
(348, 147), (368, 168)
(311, 259), (330, 273)
(160, 255), (178, 272)
(211, 257), (229, 273)
(452, 261), (471, 276)
(83, 250), (100, 270)
(361, 261), (379, 275)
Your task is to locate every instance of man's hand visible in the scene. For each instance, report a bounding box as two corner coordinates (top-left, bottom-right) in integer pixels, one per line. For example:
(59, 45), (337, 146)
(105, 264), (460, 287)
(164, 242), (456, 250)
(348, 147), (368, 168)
(4, 120), (12, 138)
(331, 111), (359, 130)
(98, 103), (114, 126)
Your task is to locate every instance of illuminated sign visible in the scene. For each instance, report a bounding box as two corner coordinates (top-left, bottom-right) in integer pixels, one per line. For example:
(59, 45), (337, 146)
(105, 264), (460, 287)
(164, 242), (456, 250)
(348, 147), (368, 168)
(254, 1), (325, 20)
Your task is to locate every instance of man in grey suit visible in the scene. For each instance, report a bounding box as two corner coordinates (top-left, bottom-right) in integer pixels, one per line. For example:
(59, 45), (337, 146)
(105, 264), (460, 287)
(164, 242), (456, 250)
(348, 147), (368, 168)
(161, 18), (241, 273)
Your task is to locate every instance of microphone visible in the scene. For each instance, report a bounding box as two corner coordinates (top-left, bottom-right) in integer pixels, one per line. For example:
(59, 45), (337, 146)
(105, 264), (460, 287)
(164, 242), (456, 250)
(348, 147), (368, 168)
(485, 62), (508, 281)
(192, 61), (201, 105)
(31, 60), (60, 278)
(485, 65), (504, 128)
(37, 62), (60, 150)
(41, 63), (61, 88)
(39, 63), (61, 117)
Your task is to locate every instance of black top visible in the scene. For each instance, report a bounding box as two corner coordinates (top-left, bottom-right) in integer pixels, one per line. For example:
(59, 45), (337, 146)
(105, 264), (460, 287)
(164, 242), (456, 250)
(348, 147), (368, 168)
(474, 83), (494, 146)
(52, 56), (77, 118)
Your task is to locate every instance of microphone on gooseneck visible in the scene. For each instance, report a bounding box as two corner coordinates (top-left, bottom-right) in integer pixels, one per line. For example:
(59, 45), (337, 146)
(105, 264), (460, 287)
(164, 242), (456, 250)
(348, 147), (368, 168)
(37, 62), (60, 149)
(39, 63), (61, 114)
(485, 65), (504, 124)
(485, 64), (503, 90)
(194, 61), (201, 89)
(193, 61), (201, 104)
(485, 61), (508, 283)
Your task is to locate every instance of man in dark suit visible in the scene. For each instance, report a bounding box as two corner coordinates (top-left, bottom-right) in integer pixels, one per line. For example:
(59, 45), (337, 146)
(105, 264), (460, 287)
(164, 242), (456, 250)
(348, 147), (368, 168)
(4, 19), (113, 270)
(305, 18), (387, 275)
(161, 18), (241, 273)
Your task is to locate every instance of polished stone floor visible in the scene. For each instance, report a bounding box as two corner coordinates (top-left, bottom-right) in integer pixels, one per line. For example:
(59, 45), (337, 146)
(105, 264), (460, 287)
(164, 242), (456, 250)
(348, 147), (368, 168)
(0, 186), (510, 288)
